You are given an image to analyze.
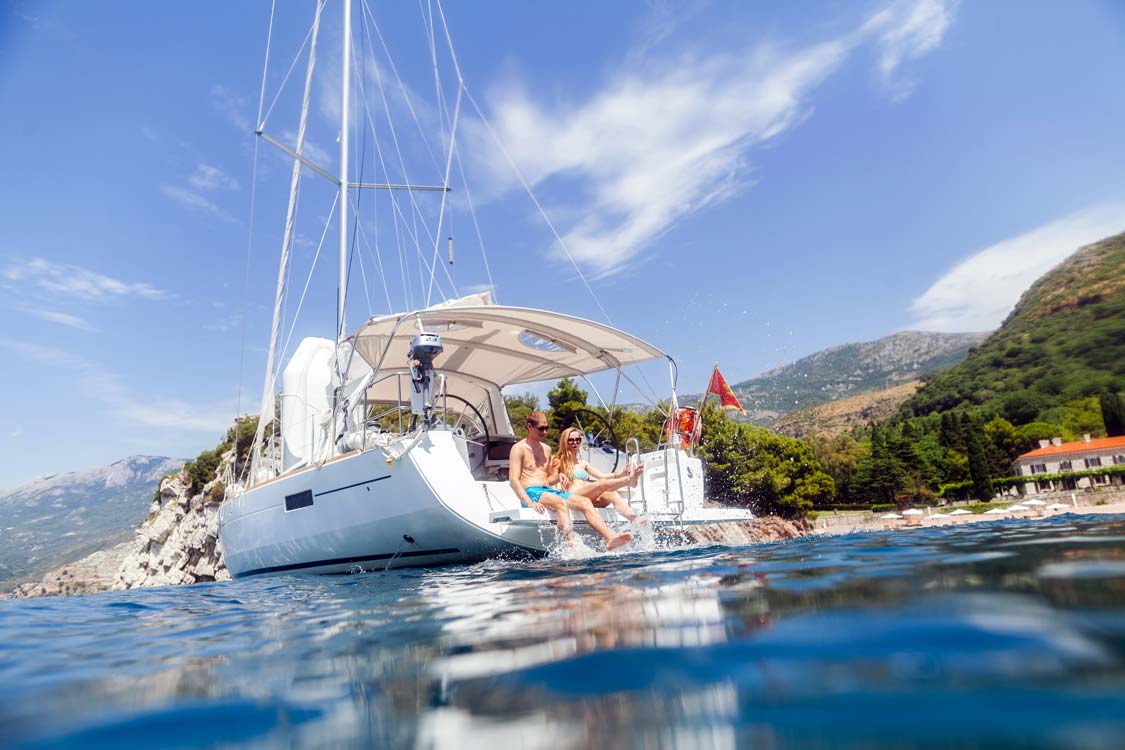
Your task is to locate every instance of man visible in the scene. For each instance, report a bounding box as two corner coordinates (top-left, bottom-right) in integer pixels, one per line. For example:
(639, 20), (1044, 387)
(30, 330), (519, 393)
(509, 411), (640, 551)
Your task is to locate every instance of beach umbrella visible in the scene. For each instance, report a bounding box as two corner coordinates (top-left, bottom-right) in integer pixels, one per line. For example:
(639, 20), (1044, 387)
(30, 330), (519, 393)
(880, 513), (903, 520)
(985, 507), (1009, 515)
(902, 509), (924, 516)
(1023, 499), (1047, 507)
(948, 509), (971, 516)
(1008, 504), (1029, 511)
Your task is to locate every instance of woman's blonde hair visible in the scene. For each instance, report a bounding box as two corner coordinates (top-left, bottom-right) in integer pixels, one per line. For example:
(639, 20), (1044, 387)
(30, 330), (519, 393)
(554, 427), (583, 480)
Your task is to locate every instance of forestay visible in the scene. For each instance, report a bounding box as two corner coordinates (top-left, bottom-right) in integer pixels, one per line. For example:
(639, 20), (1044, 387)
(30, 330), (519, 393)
(349, 292), (666, 397)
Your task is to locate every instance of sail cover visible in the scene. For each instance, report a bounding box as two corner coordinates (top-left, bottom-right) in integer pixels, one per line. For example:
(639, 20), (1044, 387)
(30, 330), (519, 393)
(349, 294), (666, 389)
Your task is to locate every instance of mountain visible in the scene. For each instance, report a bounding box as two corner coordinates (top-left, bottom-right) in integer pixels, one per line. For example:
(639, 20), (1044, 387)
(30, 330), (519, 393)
(0, 455), (184, 591)
(703, 331), (988, 426)
(774, 381), (923, 439)
(901, 231), (1125, 421)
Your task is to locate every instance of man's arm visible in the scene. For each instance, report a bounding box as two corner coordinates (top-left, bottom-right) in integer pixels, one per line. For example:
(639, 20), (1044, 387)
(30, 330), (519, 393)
(508, 443), (541, 511)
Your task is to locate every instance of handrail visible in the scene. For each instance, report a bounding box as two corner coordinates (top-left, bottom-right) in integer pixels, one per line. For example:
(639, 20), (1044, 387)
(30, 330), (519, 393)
(671, 445), (686, 521)
(626, 437), (645, 514)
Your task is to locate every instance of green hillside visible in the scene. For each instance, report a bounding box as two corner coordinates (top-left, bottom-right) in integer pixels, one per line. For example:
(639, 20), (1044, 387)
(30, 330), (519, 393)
(902, 231), (1125, 422)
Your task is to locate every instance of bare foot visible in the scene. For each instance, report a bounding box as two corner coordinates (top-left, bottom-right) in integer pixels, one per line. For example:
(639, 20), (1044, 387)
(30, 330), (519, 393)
(629, 464), (645, 488)
(606, 532), (633, 551)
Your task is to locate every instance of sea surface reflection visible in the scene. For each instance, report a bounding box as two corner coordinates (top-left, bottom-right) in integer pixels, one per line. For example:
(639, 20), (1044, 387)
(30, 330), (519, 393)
(2, 514), (1125, 749)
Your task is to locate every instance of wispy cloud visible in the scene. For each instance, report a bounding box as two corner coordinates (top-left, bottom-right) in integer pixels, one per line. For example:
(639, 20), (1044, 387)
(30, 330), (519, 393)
(16, 305), (96, 331)
(8, 426), (23, 439)
(0, 340), (231, 434)
(471, 0), (956, 277)
(2, 258), (169, 301)
(210, 84), (252, 131)
(188, 163), (239, 191)
(161, 185), (238, 223)
(910, 202), (1125, 332)
(864, 0), (958, 98)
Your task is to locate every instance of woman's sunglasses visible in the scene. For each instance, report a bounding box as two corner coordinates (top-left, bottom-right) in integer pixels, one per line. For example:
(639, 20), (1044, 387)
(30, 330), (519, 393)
(566, 438), (582, 444)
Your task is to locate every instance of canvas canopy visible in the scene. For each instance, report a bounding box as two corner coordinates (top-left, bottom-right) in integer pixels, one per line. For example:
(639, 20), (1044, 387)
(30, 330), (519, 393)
(349, 293), (667, 392)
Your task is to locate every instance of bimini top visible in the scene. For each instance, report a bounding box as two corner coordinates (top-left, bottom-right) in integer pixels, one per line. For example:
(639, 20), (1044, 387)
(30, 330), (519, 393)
(349, 292), (666, 388)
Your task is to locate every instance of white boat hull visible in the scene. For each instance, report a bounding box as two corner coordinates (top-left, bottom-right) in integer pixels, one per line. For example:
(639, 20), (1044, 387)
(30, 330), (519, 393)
(219, 431), (753, 578)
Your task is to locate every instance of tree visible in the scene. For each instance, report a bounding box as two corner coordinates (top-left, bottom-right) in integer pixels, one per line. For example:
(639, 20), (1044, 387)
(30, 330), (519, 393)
(939, 412), (965, 453)
(1100, 390), (1125, 437)
(808, 432), (867, 505)
(856, 423), (906, 506)
(984, 416), (1021, 477)
(962, 414), (994, 501)
(504, 393), (539, 438)
(546, 377), (588, 439)
(696, 401), (831, 519)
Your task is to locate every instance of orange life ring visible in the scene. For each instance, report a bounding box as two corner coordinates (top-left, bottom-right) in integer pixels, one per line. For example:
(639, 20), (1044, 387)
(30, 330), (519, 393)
(664, 407), (698, 448)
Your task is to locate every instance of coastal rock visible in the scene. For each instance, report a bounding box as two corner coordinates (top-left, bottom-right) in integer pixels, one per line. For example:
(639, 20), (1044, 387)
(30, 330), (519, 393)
(112, 470), (229, 590)
(10, 540), (134, 598)
(667, 516), (810, 545)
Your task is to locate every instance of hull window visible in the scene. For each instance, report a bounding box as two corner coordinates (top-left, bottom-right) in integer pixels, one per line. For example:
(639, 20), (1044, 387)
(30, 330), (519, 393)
(285, 490), (314, 511)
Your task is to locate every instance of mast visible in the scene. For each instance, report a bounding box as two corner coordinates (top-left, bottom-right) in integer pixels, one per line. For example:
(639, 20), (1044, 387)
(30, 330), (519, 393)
(337, 0), (352, 343)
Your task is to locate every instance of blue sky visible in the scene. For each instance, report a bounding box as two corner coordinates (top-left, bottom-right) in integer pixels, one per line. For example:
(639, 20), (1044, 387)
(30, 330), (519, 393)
(2, 0), (1125, 486)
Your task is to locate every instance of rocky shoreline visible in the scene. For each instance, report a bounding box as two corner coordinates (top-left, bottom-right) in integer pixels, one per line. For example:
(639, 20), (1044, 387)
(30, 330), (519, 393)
(12, 463), (229, 599)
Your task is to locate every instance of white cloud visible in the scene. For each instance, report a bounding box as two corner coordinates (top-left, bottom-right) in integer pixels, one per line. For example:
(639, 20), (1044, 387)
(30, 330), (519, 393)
(864, 0), (957, 97)
(188, 163), (239, 191)
(16, 305), (96, 331)
(161, 185), (238, 223)
(210, 84), (252, 131)
(471, 0), (956, 277)
(2, 258), (169, 301)
(0, 340), (232, 434)
(910, 203), (1125, 332)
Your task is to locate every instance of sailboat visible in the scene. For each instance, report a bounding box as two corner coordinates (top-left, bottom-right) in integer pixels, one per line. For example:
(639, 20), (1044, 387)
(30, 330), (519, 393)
(217, 0), (753, 578)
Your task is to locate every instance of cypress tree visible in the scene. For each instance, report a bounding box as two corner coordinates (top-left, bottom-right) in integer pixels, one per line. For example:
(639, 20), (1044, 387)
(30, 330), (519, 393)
(940, 412), (965, 453)
(962, 414), (993, 501)
(1100, 391), (1125, 437)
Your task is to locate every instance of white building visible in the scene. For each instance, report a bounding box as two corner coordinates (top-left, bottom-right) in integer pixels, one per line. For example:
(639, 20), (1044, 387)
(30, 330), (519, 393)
(1013, 435), (1125, 495)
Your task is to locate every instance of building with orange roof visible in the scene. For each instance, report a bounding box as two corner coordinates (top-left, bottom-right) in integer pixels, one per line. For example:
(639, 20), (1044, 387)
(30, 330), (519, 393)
(1014, 434), (1125, 495)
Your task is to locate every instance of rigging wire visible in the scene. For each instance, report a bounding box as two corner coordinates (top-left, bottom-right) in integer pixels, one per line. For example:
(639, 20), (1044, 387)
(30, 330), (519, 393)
(360, 0), (458, 300)
(348, 34), (450, 305)
(462, 86), (613, 326)
(234, 0), (277, 424)
(452, 142), (496, 302)
(343, 24), (373, 321)
(249, 0), (325, 480)
(351, 203), (394, 311)
(259, 7), (322, 133)
(423, 83), (461, 307)
(276, 193), (338, 375)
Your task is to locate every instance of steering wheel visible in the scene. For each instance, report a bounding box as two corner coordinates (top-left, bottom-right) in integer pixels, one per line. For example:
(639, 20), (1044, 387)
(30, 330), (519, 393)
(431, 394), (490, 474)
(562, 408), (620, 473)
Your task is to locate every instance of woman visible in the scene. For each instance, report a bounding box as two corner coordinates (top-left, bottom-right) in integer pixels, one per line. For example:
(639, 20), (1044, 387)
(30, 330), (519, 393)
(553, 427), (646, 524)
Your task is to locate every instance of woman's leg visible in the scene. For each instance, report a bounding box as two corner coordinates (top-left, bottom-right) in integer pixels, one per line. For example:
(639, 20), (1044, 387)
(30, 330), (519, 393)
(564, 493), (632, 550)
(580, 485), (640, 523)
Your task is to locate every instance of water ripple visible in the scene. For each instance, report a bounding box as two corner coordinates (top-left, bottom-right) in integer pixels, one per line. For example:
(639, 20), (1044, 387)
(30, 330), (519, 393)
(1, 514), (1124, 749)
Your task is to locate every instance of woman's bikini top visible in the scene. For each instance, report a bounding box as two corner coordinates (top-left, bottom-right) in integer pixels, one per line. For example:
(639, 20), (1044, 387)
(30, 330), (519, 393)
(572, 466), (591, 481)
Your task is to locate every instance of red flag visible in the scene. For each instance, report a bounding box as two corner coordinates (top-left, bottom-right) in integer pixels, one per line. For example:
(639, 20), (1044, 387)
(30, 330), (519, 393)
(706, 367), (745, 413)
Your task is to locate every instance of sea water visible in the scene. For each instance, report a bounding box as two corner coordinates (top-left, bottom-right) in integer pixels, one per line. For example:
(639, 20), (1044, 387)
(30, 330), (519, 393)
(2, 514), (1124, 750)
